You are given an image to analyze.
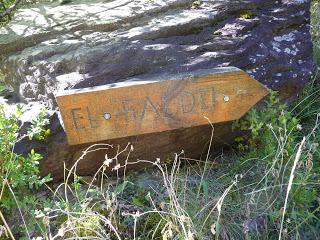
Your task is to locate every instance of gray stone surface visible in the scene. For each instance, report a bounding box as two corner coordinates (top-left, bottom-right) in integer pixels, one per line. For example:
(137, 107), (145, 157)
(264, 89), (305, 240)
(0, 0), (315, 179)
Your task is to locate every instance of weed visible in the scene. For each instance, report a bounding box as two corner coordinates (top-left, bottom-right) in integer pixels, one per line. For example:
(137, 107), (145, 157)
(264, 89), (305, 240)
(1, 2), (320, 240)
(4, 83), (319, 239)
(239, 10), (255, 20)
(0, 104), (51, 238)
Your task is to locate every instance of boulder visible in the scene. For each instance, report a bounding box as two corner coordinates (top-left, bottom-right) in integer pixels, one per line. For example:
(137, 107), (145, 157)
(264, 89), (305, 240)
(0, 0), (315, 180)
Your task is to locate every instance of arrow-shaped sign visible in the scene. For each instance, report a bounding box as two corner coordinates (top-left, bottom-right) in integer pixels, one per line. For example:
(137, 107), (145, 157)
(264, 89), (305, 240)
(56, 67), (269, 145)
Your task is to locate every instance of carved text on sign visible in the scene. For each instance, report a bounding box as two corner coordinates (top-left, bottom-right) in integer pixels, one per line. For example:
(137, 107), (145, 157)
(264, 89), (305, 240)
(56, 67), (269, 145)
(69, 86), (216, 131)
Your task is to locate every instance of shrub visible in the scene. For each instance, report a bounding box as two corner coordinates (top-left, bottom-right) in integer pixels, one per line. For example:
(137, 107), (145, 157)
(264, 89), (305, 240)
(0, 104), (51, 237)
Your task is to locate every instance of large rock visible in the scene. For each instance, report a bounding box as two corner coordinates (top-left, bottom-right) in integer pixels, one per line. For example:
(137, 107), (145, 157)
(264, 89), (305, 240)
(0, 0), (315, 180)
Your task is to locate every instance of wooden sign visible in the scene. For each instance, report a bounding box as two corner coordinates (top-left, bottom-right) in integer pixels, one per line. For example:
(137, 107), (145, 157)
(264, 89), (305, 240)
(56, 67), (269, 145)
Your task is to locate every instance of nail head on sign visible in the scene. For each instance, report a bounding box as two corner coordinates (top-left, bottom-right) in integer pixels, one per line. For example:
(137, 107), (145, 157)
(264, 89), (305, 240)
(104, 112), (111, 120)
(223, 95), (230, 102)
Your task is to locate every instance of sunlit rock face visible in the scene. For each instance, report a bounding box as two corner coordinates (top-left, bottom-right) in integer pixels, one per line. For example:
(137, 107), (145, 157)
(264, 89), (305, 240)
(0, 0), (315, 104)
(0, 0), (315, 179)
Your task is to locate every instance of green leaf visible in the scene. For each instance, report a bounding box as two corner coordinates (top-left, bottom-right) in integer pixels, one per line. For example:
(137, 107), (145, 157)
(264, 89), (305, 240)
(132, 196), (145, 206)
(115, 181), (129, 194)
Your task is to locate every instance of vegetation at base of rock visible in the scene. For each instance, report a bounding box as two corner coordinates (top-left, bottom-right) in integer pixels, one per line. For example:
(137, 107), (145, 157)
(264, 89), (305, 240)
(1, 77), (319, 239)
(0, 1), (319, 240)
(0, 105), (51, 238)
(27, 109), (51, 141)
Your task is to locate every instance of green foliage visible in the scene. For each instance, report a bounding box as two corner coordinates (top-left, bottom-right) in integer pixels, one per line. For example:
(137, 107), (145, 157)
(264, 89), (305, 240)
(48, 188), (109, 238)
(0, 0), (14, 11)
(27, 109), (51, 141)
(0, 0), (16, 25)
(138, 212), (166, 239)
(233, 91), (299, 158)
(0, 104), (51, 222)
(4, 83), (317, 239)
(1, 2), (320, 239)
(231, 84), (320, 238)
(0, 0), (39, 26)
(239, 9), (255, 19)
(0, 85), (7, 94)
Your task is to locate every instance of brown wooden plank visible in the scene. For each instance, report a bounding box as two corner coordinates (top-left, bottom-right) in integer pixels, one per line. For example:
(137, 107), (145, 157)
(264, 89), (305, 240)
(56, 67), (269, 145)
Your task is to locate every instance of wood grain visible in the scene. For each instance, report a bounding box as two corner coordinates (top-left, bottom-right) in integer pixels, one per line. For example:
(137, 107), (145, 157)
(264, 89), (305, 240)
(56, 67), (269, 145)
